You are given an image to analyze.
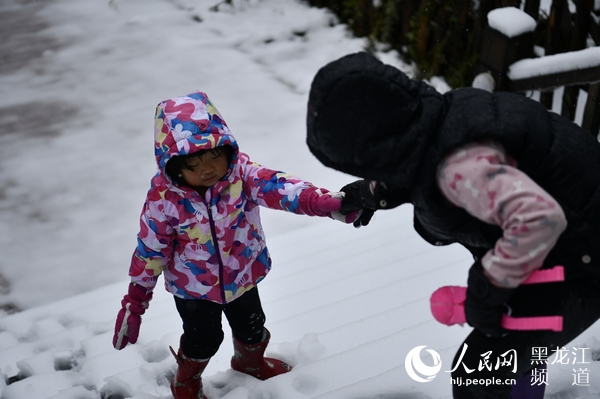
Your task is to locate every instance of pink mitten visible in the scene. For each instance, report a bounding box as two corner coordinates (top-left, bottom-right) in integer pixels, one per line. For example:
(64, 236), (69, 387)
(430, 286), (467, 326)
(298, 187), (360, 223)
(113, 283), (153, 350)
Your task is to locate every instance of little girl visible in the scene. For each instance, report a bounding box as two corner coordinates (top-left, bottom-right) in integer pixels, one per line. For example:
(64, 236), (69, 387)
(112, 91), (357, 399)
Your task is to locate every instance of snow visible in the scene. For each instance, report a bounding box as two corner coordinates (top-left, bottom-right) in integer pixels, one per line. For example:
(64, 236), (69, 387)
(0, 0), (417, 312)
(471, 72), (496, 93)
(508, 46), (600, 81)
(487, 7), (537, 38)
(1, 0), (600, 398)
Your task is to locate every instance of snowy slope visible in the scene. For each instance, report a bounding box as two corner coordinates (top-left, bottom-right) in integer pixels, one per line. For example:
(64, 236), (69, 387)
(0, 206), (465, 399)
(2, 0), (600, 398)
(0, 0), (418, 311)
(0, 207), (481, 399)
(2, 207), (600, 399)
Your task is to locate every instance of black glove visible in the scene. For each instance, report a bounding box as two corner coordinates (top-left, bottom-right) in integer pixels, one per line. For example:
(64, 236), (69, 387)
(465, 261), (515, 337)
(351, 209), (375, 228)
(339, 180), (377, 227)
(340, 180), (411, 228)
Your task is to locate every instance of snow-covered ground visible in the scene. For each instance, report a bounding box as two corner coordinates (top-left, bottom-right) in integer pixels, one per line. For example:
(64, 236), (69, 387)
(0, 0), (421, 311)
(1, 0), (600, 398)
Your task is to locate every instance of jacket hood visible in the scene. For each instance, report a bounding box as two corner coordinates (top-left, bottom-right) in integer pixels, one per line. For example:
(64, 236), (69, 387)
(306, 52), (445, 189)
(154, 92), (239, 174)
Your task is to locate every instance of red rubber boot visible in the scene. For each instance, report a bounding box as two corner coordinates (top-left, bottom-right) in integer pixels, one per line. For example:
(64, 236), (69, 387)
(170, 346), (210, 399)
(230, 329), (292, 380)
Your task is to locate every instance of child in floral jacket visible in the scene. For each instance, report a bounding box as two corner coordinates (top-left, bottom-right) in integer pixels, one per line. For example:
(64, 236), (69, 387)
(112, 92), (356, 399)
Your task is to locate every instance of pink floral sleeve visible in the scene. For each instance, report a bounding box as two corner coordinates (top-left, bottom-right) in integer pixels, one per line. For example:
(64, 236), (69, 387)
(437, 142), (567, 288)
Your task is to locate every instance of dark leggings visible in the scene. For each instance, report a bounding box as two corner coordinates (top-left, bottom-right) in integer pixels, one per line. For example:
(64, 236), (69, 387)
(174, 287), (266, 359)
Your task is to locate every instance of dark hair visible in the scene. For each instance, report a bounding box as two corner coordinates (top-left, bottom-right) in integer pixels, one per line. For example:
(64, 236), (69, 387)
(165, 145), (234, 185)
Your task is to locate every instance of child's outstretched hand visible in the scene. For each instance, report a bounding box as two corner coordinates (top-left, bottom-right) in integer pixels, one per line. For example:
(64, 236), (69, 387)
(113, 283), (153, 350)
(329, 191), (363, 224)
(298, 187), (361, 224)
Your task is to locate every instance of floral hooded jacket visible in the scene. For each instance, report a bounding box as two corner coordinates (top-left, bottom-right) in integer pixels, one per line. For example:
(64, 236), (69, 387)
(129, 92), (319, 303)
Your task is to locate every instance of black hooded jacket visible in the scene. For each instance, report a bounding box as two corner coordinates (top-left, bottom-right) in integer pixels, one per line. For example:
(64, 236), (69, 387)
(307, 52), (600, 263)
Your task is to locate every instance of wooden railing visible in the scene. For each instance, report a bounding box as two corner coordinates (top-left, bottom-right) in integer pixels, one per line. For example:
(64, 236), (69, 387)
(476, 0), (600, 137)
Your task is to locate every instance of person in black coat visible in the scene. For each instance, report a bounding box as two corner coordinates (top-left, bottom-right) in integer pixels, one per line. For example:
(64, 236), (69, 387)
(306, 51), (600, 398)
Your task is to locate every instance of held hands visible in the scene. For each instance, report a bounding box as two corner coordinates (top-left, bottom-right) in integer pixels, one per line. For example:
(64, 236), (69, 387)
(113, 283), (153, 350)
(299, 180), (399, 226)
(298, 187), (361, 224)
(464, 261), (515, 337)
